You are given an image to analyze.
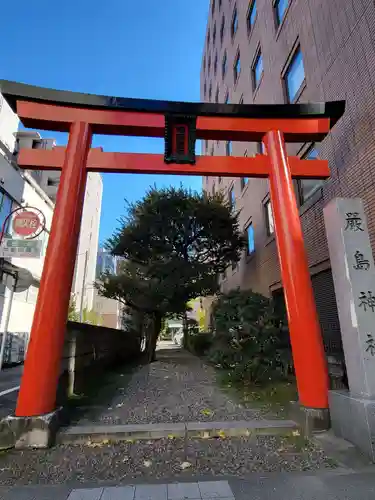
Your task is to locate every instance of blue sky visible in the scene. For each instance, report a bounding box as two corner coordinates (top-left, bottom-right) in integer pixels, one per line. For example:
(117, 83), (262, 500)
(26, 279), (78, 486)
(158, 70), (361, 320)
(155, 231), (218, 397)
(0, 0), (209, 243)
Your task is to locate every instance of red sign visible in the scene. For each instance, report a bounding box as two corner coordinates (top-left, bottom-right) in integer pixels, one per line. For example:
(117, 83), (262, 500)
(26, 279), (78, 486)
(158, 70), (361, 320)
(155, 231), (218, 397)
(12, 211), (41, 237)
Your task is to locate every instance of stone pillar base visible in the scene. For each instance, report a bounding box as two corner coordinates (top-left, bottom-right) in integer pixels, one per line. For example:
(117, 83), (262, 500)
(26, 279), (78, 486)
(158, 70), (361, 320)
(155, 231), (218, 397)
(329, 390), (375, 462)
(289, 401), (330, 435)
(0, 408), (61, 450)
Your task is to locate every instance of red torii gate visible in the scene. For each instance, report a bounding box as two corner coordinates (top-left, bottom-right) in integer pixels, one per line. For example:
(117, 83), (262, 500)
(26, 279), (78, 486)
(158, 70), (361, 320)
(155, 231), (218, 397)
(0, 81), (345, 418)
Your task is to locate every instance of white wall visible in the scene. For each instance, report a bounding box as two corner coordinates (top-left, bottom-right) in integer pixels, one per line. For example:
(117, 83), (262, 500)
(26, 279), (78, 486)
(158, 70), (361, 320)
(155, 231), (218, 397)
(0, 94), (19, 153)
(0, 155), (54, 337)
(72, 172), (103, 314)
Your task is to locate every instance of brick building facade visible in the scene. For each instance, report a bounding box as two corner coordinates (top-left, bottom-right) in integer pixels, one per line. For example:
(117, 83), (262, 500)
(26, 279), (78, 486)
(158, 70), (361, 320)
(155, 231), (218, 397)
(201, 0), (375, 362)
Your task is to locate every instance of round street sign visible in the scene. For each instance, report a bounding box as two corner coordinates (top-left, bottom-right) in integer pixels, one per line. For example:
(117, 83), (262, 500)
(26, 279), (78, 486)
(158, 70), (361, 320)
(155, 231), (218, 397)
(12, 210), (41, 238)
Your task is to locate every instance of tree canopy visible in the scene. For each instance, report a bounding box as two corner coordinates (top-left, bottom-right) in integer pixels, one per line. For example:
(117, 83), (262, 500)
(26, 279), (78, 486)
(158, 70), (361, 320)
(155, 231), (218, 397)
(97, 185), (246, 360)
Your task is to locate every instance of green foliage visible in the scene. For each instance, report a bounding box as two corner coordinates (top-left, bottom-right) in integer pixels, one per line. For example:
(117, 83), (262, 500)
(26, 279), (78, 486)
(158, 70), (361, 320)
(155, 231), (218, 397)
(68, 295), (79, 322)
(82, 307), (103, 326)
(97, 186), (245, 362)
(187, 331), (213, 356)
(106, 186), (246, 308)
(208, 289), (292, 384)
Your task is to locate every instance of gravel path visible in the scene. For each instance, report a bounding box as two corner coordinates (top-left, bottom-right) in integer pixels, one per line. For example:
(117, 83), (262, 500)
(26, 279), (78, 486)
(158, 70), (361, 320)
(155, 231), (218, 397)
(75, 345), (262, 425)
(0, 436), (337, 486)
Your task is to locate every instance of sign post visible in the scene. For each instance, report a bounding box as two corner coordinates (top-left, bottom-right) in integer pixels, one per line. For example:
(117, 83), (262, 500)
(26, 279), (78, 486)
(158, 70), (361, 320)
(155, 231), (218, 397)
(324, 197), (375, 461)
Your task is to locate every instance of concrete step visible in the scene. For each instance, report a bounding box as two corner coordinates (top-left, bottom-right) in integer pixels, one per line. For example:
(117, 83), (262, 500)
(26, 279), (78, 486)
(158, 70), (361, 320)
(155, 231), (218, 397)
(57, 418), (299, 444)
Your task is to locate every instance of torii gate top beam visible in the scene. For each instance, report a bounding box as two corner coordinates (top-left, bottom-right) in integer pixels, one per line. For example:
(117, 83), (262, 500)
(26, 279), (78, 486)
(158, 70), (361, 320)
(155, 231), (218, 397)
(0, 80), (345, 143)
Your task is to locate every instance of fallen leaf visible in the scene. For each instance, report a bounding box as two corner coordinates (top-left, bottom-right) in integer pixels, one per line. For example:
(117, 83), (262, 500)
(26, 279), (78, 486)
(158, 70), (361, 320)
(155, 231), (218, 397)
(167, 434), (175, 439)
(217, 430), (226, 439)
(180, 461), (192, 470)
(143, 460), (152, 467)
(292, 430), (300, 437)
(201, 408), (213, 416)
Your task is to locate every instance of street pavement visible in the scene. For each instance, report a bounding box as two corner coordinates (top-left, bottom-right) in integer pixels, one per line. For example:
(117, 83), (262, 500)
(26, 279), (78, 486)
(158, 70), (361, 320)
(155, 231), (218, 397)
(0, 364), (22, 419)
(2, 470), (375, 500)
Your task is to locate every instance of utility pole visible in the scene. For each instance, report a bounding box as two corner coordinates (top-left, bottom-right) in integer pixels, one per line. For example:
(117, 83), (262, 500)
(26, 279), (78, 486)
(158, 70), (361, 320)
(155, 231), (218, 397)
(79, 250), (88, 322)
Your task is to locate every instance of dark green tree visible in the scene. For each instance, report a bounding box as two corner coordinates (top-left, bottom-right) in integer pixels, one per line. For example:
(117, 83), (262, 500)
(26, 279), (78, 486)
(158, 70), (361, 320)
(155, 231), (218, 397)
(98, 186), (246, 361)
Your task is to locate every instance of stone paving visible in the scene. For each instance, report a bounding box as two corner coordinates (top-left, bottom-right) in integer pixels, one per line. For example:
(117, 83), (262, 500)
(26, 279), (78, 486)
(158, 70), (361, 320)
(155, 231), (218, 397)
(6, 480), (235, 500)
(73, 345), (262, 426)
(0, 344), (342, 496)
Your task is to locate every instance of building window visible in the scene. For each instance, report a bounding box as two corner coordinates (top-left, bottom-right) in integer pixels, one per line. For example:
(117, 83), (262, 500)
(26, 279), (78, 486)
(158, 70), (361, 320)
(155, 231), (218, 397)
(284, 46), (305, 103)
(207, 29), (210, 45)
(252, 49), (263, 90)
(231, 7), (238, 38)
(298, 146), (323, 204)
(225, 92), (229, 104)
(215, 87), (219, 103)
(0, 191), (13, 235)
(208, 55), (211, 73)
(226, 141), (232, 155)
(219, 0), (222, 8)
(275, 0), (288, 26)
(213, 23), (216, 45)
(212, 0), (215, 14)
(222, 51), (227, 79)
(229, 186), (235, 209)
(214, 54), (218, 75)
(265, 199), (275, 235)
(204, 82), (207, 97)
(220, 16), (225, 44)
(209, 83), (212, 101)
(234, 52), (241, 82)
(203, 55), (206, 72)
(247, 0), (257, 32)
(246, 223), (255, 254)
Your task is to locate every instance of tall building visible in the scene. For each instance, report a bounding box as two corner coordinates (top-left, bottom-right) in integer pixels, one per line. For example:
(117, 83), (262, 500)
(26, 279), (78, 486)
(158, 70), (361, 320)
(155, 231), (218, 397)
(201, 0), (375, 367)
(0, 99), (103, 364)
(96, 247), (117, 278)
(13, 130), (104, 315)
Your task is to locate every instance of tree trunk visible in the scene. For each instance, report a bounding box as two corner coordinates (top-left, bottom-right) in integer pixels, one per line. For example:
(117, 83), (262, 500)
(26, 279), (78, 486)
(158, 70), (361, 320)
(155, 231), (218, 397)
(143, 312), (163, 364)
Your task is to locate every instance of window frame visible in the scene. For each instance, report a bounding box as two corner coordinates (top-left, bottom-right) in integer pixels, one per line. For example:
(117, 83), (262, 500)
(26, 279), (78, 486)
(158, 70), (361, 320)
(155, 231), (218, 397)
(229, 185), (235, 210)
(246, 222), (255, 255)
(231, 6), (238, 39)
(247, 0), (257, 34)
(297, 145), (323, 205)
(220, 16), (225, 44)
(274, 0), (288, 26)
(233, 51), (241, 83)
(252, 47), (263, 91)
(283, 44), (305, 103)
(0, 191), (16, 236)
(264, 199), (275, 236)
(222, 51), (227, 80)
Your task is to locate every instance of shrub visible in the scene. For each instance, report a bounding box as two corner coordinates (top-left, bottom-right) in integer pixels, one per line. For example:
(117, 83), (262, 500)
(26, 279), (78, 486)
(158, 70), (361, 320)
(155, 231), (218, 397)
(187, 331), (213, 356)
(208, 289), (292, 384)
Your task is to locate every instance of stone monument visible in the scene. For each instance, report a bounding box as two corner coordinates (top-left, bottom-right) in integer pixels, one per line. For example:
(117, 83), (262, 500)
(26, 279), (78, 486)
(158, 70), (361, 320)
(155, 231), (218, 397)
(324, 197), (375, 460)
